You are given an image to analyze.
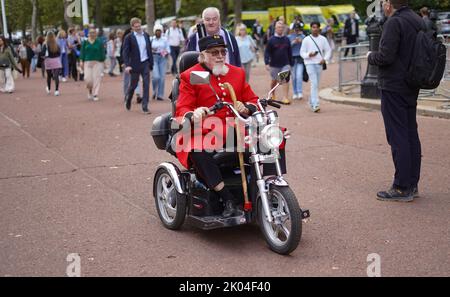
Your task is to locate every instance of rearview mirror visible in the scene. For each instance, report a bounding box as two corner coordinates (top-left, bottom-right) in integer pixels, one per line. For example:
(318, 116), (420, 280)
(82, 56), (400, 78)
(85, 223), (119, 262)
(277, 70), (291, 84)
(190, 71), (210, 85)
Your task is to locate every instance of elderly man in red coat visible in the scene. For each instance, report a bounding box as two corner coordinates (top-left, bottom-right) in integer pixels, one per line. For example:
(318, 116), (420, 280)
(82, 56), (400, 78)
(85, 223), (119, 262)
(175, 35), (258, 217)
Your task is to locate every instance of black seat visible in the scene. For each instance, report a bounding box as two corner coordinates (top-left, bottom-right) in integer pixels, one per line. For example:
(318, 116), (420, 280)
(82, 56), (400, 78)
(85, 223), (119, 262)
(170, 51), (200, 116)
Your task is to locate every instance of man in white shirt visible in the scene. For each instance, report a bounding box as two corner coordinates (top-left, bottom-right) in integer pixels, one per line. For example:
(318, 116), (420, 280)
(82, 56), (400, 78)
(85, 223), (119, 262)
(167, 20), (185, 75)
(300, 22), (332, 113)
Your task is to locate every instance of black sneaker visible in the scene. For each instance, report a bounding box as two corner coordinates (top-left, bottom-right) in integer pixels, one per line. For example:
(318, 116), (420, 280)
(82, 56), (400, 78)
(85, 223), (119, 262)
(222, 200), (237, 218)
(377, 187), (413, 202)
(136, 96), (143, 104)
(125, 95), (132, 111)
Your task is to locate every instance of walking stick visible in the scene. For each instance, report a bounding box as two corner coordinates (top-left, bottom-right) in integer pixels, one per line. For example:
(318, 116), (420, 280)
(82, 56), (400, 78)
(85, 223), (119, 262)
(220, 82), (252, 211)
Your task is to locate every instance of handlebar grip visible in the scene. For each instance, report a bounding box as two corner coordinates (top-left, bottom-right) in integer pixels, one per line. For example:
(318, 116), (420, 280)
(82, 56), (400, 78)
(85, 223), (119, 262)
(268, 101), (282, 109)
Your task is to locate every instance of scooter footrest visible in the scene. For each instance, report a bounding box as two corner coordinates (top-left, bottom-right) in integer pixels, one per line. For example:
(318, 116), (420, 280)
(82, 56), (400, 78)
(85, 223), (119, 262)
(188, 213), (247, 230)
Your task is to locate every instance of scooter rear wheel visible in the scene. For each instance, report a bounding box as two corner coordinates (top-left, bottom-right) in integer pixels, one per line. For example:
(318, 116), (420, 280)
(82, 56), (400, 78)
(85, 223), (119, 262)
(154, 168), (186, 230)
(258, 185), (302, 255)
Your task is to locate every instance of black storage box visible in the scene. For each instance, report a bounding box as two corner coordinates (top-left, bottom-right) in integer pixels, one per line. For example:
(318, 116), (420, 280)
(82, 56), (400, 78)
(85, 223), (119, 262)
(151, 112), (172, 150)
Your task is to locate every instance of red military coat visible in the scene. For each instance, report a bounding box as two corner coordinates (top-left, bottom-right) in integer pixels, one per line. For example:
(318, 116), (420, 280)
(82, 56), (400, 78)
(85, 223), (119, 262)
(175, 63), (259, 169)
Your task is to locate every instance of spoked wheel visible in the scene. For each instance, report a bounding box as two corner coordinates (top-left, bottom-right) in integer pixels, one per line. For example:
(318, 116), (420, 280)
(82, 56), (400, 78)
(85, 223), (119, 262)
(154, 169), (186, 230)
(258, 186), (302, 255)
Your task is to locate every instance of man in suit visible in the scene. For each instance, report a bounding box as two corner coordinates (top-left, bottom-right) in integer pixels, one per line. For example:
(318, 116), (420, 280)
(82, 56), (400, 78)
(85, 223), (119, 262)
(122, 17), (154, 114)
(344, 11), (359, 57)
(185, 7), (241, 67)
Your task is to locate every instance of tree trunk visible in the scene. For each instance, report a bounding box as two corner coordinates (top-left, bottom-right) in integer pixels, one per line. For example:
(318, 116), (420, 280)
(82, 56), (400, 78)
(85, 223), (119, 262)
(31, 0), (37, 41)
(63, 0), (73, 29)
(220, 0), (228, 25)
(95, 0), (103, 31)
(234, 0), (242, 30)
(145, 0), (155, 35)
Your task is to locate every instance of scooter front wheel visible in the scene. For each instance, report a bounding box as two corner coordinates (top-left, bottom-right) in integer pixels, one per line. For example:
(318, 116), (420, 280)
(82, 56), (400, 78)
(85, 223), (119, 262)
(258, 186), (302, 255)
(154, 168), (186, 230)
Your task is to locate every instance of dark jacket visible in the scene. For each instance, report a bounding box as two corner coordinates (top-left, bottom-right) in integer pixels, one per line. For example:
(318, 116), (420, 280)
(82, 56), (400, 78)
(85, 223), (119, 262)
(122, 31), (154, 71)
(344, 17), (359, 38)
(185, 27), (242, 67)
(264, 35), (293, 68)
(368, 6), (424, 100)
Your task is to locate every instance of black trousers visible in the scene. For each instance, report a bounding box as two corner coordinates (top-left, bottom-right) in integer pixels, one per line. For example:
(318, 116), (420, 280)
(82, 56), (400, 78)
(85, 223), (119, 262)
(170, 46), (180, 74)
(68, 52), (78, 81)
(381, 90), (421, 189)
(190, 150), (287, 190)
(344, 35), (357, 57)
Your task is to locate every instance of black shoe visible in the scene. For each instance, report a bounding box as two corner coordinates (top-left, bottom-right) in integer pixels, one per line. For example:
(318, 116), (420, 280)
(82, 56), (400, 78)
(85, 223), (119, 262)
(152, 94), (156, 100)
(142, 108), (151, 114)
(377, 187), (413, 202)
(157, 97), (164, 101)
(222, 200), (237, 218)
(125, 95), (131, 110)
(136, 96), (143, 104)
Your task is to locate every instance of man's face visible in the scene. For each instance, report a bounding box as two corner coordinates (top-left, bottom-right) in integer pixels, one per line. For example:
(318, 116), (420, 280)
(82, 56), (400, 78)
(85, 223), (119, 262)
(203, 46), (227, 69)
(382, 0), (393, 17)
(133, 22), (142, 34)
(311, 24), (320, 35)
(171, 20), (177, 28)
(203, 11), (220, 35)
(275, 23), (284, 35)
(88, 30), (97, 39)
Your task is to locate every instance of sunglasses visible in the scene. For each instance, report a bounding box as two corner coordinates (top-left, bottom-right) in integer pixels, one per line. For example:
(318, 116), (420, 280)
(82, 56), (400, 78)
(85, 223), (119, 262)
(205, 48), (227, 57)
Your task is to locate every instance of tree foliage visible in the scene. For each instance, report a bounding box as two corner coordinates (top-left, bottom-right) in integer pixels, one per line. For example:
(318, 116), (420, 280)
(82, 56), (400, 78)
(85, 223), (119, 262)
(2, 0), (449, 35)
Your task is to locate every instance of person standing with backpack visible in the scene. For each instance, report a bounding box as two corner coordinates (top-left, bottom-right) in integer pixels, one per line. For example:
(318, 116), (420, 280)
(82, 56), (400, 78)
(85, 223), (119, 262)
(367, 0), (426, 202)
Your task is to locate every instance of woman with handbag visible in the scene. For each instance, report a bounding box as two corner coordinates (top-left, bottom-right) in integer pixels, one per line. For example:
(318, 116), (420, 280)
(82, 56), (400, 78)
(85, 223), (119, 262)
(300, 22), (332, 113)
(0, 36), (22, 94)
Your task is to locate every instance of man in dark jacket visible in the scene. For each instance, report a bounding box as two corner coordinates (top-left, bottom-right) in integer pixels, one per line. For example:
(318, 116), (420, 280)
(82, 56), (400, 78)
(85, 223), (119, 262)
(122, 17), (154, 114)
(344, 11), (359, 57)
(185, 7), (241, 67)
(367, 0), (423, 202)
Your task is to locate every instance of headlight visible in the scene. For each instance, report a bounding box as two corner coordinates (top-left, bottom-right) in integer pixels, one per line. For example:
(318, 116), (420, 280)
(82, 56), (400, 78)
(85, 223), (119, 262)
(260, 124), (284, 150)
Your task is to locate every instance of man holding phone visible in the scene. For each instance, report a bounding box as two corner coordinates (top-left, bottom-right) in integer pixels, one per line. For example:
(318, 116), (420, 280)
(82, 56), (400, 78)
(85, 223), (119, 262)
(300, 22), (332, 112)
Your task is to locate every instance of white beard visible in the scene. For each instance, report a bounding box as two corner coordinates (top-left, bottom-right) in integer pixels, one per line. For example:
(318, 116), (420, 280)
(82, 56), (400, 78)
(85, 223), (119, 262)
(212, 64), (229, 76)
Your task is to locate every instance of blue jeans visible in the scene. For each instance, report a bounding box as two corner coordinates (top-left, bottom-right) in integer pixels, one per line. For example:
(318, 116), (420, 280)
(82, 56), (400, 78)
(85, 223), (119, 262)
(31, 57), (38, 72)
(292, 60), (304, 96)
(60, 53), (69, 78)
(123, 72), (141, 98)
(305, 64), (322, 108)
(152, 54), (167, 98)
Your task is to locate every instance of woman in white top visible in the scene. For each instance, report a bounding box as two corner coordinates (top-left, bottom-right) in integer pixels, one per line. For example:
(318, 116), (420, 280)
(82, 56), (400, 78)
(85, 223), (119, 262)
(151, 24), (171, 100)
(235, 24), (257, 82)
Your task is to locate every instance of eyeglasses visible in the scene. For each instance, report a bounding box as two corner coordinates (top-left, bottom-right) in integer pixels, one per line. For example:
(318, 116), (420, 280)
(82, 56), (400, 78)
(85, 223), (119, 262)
(205, 48), (227, 57)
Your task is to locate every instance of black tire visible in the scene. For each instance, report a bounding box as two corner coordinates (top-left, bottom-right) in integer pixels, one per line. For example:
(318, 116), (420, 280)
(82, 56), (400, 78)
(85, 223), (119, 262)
(258, 186), (302, 255)
(154, 168), (186, 230)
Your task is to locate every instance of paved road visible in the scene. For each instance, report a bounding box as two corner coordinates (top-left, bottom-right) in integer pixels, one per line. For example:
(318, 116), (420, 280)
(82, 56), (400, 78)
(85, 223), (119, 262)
(0, 63), (449, 276)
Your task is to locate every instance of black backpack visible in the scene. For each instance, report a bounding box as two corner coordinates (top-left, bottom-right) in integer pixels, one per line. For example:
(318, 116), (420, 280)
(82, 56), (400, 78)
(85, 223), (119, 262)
(401, 16), (447, 90)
